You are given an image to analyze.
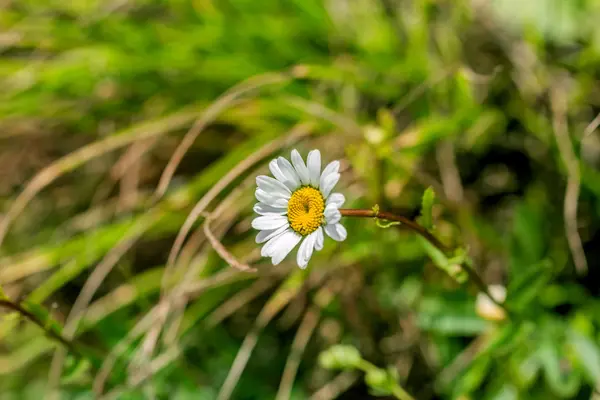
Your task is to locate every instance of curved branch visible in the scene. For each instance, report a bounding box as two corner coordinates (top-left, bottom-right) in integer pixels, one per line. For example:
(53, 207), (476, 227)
(339, 209), (448, 252)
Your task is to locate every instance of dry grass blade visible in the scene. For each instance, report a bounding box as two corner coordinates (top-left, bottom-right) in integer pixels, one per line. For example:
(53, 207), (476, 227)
(46, 216), (157, 399)
(276, 283), (340, 400)
(206, 278), (277, 327)
(217, 273), (307, 400)
(97, 336), (181, 400)
(435, 333), (490, 390)
(151, 176), (256, 355)
(93, 308), (161, 395)
(141, 122), (313, 364)
(583, 112), (600, 140)
(282, 95), (361, 136)
(163, 122), (314, 290)
(392, 68), (456, 115)
(127, 347), (181, 390)
(551, 83), (588, 275)
(203, 217), (255, 272)
(184, 268), (248, 298)
(115, 139), (156, 211)
(276, 309), (320, 400)
(436, 140), (465, 204)
(0, 108), (201, 247)
(309, 371), (359, 400)
(154, 72), (292, 200)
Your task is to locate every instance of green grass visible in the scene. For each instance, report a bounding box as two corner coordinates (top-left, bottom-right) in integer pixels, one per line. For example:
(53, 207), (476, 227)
(1, 0), (600, 399)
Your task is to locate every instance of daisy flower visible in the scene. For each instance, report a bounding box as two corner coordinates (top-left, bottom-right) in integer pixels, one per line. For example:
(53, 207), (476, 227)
(252, 149), (347, 269)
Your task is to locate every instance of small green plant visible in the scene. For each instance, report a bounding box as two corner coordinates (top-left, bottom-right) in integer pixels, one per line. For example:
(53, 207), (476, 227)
(319, 345), (415, 400)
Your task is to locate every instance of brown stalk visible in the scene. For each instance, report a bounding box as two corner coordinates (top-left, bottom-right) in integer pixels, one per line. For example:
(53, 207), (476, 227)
(339, 209), (448, 252)
(0, 300), (75, 353)
(339, 209), (508, 313)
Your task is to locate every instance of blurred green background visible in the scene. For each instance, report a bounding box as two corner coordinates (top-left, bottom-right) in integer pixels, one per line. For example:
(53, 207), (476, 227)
(1, 0), (600, 399)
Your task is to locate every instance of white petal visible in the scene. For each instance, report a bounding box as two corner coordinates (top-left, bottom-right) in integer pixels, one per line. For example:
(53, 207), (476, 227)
(255, 224), (289, 243)
(326, 193), (345, 208)
(269, 159), (299, 191)
(291, 149), (310, 185)
(307, 150), (321, 187)
(271, 230), (302, 265)
(325, 223), (347, 242)
(256, 175), (291, 197)
(255, 188), (289, 208)
(321, 173), (340, 198)
(254, 202), (287, 216)
(277, 157), (302, 189)
(252, 215), (288, 230)
(324, 204), (341, 225)
(296, 231), (317, 269)
(315, 226), (324, 251)
(261, 228), (290, 257)
(320, 160), (340, 189)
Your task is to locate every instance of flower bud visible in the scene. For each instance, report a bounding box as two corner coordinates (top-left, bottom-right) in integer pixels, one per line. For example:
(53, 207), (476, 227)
(365, 368), (390, 392)
(476, 284), (507, 322)
(318, 345), (362, 370)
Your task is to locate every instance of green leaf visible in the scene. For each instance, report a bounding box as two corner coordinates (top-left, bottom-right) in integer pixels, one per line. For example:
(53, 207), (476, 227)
(537, 336), (581, 397)
(417, 236), (468, 283)
(455, 356), (492, 395)
(487, 383), (518, 400)
(418, 292), (489, 336)
(419, 186), (436, 230)
(509, 193), (548, 274)
(365, 368), (393, 396)
(568, 330), (600, 385)
(511, 352), (540, 389)
(507, 259), (553, 312)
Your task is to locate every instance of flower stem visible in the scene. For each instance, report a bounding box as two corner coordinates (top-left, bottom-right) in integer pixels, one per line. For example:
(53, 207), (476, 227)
(0, 299), (78, 353)
(357, 360), (415, 400)
(339, 209), (448, 251)
(339, 208), (509, 316)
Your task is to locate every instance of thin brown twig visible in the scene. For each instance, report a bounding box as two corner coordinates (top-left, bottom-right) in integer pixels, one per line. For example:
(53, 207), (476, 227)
(339, 208), (509, 313)
(339, 208), (448, 252)
(204, 217), (256, 272)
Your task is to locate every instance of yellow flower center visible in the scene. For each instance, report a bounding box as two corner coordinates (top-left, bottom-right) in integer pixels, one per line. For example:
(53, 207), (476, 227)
(287, 186), (325, 236)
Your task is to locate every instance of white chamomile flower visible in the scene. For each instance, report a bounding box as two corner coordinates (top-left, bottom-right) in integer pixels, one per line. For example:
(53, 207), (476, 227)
(252, 149), (347, 269)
